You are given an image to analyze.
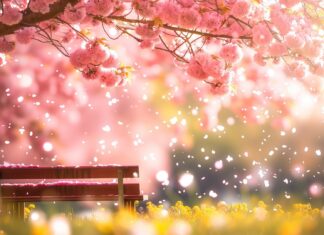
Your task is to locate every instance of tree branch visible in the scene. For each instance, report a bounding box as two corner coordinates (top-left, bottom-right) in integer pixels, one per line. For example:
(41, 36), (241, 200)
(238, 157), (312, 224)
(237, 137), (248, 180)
(0, 0), (79, 37)
(106, 15), (252, 40)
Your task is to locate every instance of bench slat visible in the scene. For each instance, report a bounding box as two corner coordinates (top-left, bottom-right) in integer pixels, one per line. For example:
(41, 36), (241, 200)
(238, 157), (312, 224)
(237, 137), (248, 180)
(0, 165), (139, 179)
(0, 183), (140, 198)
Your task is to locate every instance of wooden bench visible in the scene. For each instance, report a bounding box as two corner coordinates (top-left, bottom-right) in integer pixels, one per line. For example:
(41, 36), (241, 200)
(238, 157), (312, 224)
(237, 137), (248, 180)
(0, 165), (143, 219)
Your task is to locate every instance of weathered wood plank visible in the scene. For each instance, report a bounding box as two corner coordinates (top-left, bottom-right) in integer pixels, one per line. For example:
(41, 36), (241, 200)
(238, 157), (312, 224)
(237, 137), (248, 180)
(0, 183), (140, 198)
(0, 165), (139, 179)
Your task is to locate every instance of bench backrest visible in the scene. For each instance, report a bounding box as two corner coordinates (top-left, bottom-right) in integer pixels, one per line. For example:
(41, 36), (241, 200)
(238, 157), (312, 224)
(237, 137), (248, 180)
(0, 165), (139, 179)
(0, 165), (143, 218)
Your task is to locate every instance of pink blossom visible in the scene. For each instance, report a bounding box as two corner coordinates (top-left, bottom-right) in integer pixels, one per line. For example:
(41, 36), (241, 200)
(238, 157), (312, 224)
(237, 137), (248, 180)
(313, 63), (324, 77)
(86, 40), (109, 65)
(102, 51), (118, 68)
(218, 71), (232, 84)
(209, 80), (229, 95)
(86, 0), (115, 16)
(140, 39), (155, 49)
(231, 0), (250, 17)
(158, 1), (180, 25)
(287, 61), (308, 79)
(177, 0), (195, 8)
(252, 24), (273, 46)
(219, 44), (242, 64)
(112, 1), (126, 16)
(204, 58), (225, 78)
(82, 66), (100, 80)
(99, 70), (119, 87)
(196, 54), (225, 78)
(302, 40), (322, 58)
(135, 25), (160, 39)
(284, 33), (305, 49)
(178, 8), (201, 28)
(70, 49), (90, 68)
(63, 4), (86, 23)
(39, 20), (59, 32)
(210, 84), (229, 95)
(201, 12), (223, 31)
(0, 38), (15, 53)
(15, 28), (35, 44)
(187, 56), (208, 80)
(0, 5), (23, 25)
(271, 9), (291, 35)
(62, 30), (76, 43)
(194, 52), (209, 64)
(29, 0), (56, 14)
(254, 52), (266, 66)
(225, 0), (237, 5)
(269, 42), (287, 57)
(279, 0), (300, 8)
(11, 0), (29, 10)
(228, 21), (248, 38)
(133, 0), (158, 18)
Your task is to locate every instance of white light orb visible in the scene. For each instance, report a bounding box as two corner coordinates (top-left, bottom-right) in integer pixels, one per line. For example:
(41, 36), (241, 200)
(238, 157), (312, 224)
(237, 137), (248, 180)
(178, 173), (194, 188)
(156, 170), (169, 182)
(43, 142), (53, 152)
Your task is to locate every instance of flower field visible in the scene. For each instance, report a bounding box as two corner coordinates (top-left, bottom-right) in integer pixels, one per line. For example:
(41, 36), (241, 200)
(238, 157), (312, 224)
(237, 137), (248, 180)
(1, 201), (324, 235)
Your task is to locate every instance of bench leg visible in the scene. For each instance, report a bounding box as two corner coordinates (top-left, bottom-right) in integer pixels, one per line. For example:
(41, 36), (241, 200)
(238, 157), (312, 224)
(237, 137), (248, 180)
(1, 202), (25, 220)
(124, 200), (136, 212)
(117, 169), (124, 209)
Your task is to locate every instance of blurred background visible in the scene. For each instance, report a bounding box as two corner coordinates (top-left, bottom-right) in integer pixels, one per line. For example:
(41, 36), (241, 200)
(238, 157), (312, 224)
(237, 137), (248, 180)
(0, 34), (323, 210)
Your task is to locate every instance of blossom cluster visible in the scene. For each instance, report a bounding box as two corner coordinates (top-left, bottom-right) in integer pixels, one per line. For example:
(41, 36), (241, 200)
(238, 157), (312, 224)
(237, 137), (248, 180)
(69, 39), (125, 87)
(0, 0), (323, 92)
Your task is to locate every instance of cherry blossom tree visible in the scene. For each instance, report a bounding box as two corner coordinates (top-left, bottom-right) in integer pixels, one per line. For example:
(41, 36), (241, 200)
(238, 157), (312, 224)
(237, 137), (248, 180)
(0, 0), (323, 196)
(0, 0), (323, 91)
